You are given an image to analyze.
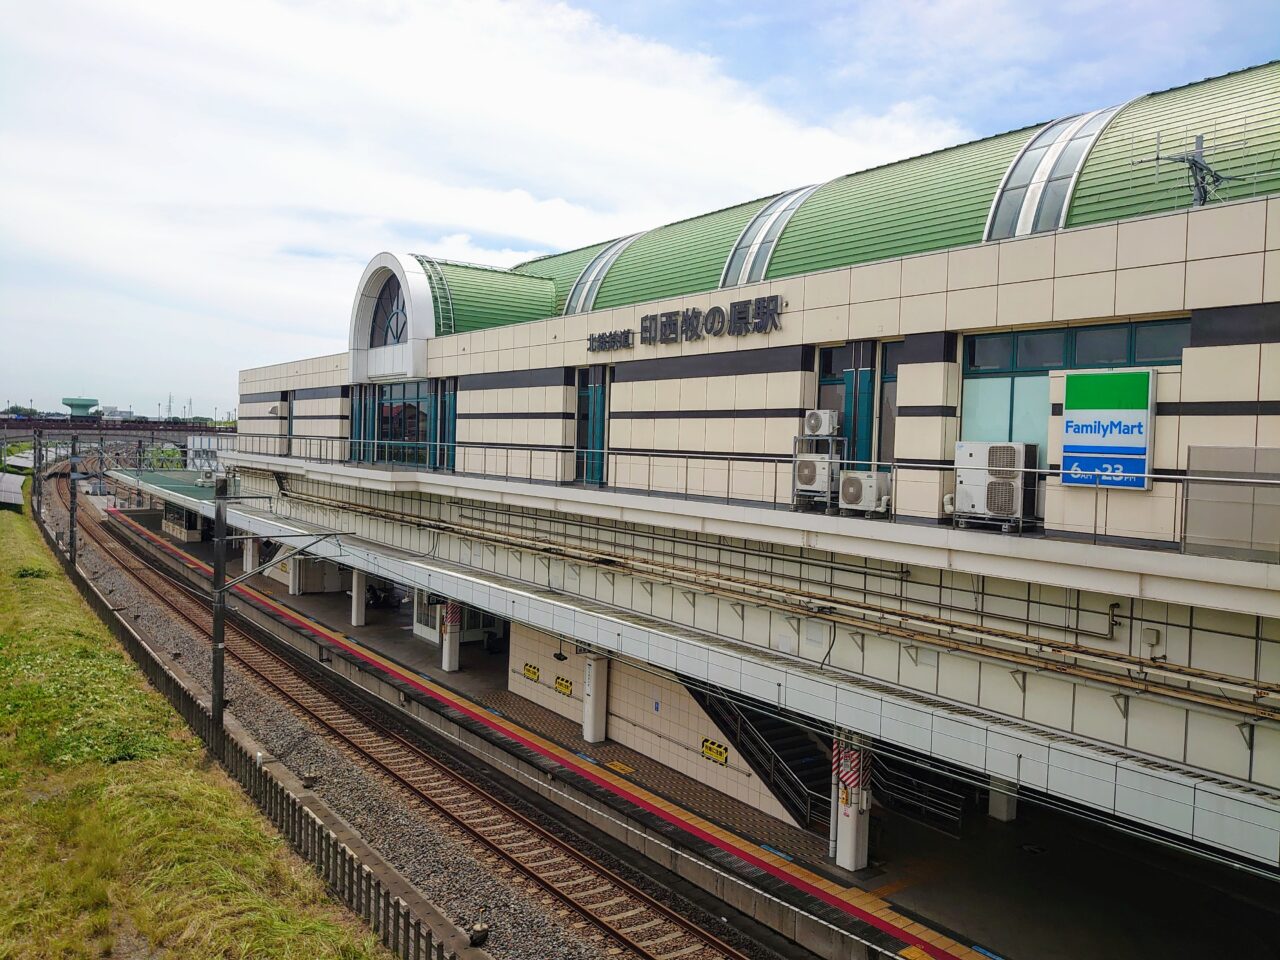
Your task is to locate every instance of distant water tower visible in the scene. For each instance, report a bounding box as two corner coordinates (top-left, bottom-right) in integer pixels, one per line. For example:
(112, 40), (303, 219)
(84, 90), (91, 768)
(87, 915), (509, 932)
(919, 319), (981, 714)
(62, 398), (99, 417)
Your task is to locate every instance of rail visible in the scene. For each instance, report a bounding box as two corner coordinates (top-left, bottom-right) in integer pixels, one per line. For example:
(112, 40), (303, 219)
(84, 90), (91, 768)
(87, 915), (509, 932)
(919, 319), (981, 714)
(49, 473), (757, 960)
(224, 432), (1280, 564)
(38, 483), (454, 960)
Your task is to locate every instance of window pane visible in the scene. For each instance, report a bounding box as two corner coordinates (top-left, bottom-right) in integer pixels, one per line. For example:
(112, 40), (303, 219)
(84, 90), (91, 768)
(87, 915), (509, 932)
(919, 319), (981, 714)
(1074, 325), (1129, 366)
(960, 377), (1012, 442)
(1028, 117), (1075, 148)
(1134, 321), (1190, 363)
(1015, 330), (1066, 369)
(1011, 375), (1050, 470)
(881, 341), (906, 379)
(1074, 106), (1118, 138)
(818, 382), (844, 429)
(1032, 177), (1071, 233)
(819, 344), (853, 378)
(877, 381), (897, 465)
(988, 187), (1026, 239)
(1006, 148), (1047, 188)
(1049, 136), (1090, 180)
(966, 334), (1013, 373)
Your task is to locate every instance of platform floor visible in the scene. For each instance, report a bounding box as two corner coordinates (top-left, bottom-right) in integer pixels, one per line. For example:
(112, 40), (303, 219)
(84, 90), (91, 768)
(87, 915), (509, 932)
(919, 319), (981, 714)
(130, 515), (1280, 960)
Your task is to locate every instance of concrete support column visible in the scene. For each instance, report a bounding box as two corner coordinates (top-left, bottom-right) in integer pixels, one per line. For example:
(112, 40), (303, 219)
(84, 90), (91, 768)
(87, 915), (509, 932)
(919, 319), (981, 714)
(351, 569), (367, 627)
(988, 777), (1018, 822)
(287, 558), (301, 596)
(582, 654), (609, 743)
(243, 537), (258, 576)
(833, 735), (871, 872)
(441, 602), (461, 672)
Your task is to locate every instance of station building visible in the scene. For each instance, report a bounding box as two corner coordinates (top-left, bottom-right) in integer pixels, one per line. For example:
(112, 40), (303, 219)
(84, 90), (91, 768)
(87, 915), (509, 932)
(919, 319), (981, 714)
(126, 63), (1280, 886)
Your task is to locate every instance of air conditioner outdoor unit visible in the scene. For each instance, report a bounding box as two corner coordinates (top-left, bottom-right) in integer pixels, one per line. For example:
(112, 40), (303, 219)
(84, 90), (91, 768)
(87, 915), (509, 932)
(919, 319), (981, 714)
(954, 441), (1038, 527)
(838, 470), (890, 512)
(193, 469), (216, 487)
(803, 409), (839, 437)
(794, 454), (837, 495)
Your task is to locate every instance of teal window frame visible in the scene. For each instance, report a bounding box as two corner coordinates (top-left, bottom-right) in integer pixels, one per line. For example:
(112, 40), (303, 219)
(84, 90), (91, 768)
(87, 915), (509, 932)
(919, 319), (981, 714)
(962, 320), (1189, 377)
(876, 340), (905, 470)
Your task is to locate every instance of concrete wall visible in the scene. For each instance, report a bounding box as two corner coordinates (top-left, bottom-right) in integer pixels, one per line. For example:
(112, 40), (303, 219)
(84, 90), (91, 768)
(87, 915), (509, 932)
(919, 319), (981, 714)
(509, 623), (799, 825)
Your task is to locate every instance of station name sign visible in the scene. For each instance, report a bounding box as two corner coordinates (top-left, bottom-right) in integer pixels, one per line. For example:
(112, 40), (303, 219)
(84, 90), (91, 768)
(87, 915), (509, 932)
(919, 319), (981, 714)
(1061, 369), (1155, 490)
(587, 294), (782, 353)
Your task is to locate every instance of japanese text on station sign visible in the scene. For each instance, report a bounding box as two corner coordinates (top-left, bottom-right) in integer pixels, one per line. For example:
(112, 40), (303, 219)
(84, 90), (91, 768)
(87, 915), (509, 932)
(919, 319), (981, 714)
(587, 295), (782, 353)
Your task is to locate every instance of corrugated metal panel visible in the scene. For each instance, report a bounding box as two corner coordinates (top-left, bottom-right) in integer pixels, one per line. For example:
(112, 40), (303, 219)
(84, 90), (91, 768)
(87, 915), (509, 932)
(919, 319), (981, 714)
(1067, 61), (1280, 227)
(766, 129), (1035, 280)
(590, 197), (776, 310)
(513, 241), (612, 314)
(415, 258), (557, 334)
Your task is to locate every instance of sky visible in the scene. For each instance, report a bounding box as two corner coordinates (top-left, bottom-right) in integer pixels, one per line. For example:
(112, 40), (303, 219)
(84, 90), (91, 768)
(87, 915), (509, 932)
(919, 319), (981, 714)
(0, 0), (1274, 418)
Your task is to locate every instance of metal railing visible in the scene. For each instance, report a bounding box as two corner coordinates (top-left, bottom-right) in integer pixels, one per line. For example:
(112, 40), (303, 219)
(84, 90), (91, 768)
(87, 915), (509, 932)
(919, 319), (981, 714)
(222, 433), (1280, 564)
(699, 693), (830, 832)
(38, 512), (456, 960)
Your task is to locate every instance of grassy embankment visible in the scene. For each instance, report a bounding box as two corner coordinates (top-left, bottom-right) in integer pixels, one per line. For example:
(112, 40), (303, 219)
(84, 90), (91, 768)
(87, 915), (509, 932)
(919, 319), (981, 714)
(0, 480), (386, 959)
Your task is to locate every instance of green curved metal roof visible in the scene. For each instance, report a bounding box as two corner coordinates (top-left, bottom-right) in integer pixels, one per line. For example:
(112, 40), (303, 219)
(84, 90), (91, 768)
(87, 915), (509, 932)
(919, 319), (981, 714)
(413, 256), (556, 335)
(765, 127), (1036, 280)
(590, 197), (777, 310)
(1067, 61), (1280, 228)
(512, 240), (612, 314)
(405, 61), (1278, 336)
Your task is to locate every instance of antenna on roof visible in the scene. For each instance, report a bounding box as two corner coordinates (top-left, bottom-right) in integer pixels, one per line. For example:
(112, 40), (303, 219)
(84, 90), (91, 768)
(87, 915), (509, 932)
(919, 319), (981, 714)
(1131, 130), (1248, 206)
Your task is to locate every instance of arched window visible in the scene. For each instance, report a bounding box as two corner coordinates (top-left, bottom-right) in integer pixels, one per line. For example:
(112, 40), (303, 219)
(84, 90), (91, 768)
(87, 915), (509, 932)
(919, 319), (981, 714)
(368, 274), (407, 347)
(986, 106), (1120, 241)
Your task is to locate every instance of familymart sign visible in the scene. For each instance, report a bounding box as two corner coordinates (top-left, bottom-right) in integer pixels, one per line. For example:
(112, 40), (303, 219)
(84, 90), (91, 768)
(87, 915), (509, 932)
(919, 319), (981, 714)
(1061, 369), (1156, 490)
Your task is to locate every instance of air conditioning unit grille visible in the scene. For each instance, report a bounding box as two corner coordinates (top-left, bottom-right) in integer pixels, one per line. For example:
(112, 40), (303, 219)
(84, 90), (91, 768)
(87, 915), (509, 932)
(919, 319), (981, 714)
(986, 480), (1018, 516)
(987, 444), (1018, 479)
(841, 475), (864, 502)
(796, 460), (818, 485)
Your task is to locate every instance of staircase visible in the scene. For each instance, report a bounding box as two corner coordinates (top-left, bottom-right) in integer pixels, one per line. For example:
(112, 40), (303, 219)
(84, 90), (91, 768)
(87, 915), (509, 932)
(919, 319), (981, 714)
(692, 688), (832, 833)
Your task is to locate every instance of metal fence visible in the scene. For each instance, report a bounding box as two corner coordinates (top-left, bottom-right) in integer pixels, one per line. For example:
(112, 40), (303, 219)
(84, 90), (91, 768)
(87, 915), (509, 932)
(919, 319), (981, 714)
(37, 512), (455, 960)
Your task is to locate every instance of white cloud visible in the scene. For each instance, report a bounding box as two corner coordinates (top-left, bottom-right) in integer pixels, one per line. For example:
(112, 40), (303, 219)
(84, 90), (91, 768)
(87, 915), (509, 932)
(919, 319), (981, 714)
(0, 0), (970, 414)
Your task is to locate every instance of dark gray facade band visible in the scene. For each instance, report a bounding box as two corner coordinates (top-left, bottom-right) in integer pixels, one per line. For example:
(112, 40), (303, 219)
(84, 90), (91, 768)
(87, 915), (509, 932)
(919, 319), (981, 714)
(899, 332), (958, 365)
(458, 367), (576, 391)
(239, 390), (288, 404)
(609, 408), (806, 420)
(612, 345), (815, 384)
(457, 411), (575, 420)
(896, 405), (958, 418)
(1051, 400), (1280, 416)
(1189, 302), (1280, 347)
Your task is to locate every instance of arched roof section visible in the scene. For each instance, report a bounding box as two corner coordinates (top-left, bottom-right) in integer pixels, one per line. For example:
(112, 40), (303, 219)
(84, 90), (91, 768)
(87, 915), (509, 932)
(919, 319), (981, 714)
(765, 127), (1036, 280)
(411, 256), (556, 335)
(589, 196), (777, 311)
(513, 240), (612, 314)
(1067, 61), (1280, 227)
(721, 185), (819, 288)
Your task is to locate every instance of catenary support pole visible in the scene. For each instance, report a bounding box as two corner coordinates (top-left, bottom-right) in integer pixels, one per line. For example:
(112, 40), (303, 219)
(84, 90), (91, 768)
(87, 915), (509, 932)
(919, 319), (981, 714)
(69, 435), (78, 567)
(211, 475), (228, 758)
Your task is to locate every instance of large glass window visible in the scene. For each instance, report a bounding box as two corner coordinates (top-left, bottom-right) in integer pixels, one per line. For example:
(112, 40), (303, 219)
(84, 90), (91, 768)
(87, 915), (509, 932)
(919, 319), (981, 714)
(961, 321), (1188, 470)
(368, 275), (407, 347)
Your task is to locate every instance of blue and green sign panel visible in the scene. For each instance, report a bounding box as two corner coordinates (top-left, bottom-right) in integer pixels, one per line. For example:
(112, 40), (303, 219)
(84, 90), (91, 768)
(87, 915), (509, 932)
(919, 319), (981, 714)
(1061, 370), (1155, 490)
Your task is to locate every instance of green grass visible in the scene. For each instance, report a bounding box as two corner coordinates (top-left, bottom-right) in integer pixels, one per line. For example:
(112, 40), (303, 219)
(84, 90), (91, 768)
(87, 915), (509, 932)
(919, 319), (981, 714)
(0, 492), (387, 959)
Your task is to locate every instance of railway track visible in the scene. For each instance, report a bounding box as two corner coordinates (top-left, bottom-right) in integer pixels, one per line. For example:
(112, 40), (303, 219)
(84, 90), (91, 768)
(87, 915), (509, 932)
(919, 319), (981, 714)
(53, 473), (756, 960)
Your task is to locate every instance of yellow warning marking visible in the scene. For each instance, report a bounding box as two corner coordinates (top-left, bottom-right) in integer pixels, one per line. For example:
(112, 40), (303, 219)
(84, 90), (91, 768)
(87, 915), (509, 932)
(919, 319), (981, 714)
(605, 760), (636, 775)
